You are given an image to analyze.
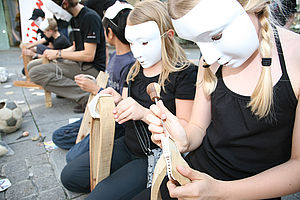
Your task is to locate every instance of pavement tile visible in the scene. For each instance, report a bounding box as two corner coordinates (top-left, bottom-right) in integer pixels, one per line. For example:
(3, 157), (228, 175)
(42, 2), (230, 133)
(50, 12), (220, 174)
(1, 140), (45, 162)
(26, 153), (49, 167)
(20, 194), (38, 200)
(39, 187), (66, 200)
(5, 169), (28, 184)
(48, 148), (67, 181)
(30, 164), (53, 179)
(5, 180), (37, 200)
(34, 175), (60, 192)
(2, 159), (27, 174)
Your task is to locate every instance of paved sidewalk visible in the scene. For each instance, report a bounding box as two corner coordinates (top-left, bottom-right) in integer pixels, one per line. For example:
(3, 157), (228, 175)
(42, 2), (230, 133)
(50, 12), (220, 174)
(0, 48), (299, 200)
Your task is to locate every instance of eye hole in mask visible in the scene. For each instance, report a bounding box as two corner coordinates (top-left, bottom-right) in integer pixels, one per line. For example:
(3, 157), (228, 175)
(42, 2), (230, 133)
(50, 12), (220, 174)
(142, 42), (148, 45)
(212, 32), (223, 41)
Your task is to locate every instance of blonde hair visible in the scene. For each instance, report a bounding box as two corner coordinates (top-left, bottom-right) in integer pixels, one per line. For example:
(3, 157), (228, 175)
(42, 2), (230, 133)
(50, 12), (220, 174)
(46, 18), (58, 32)
(168, 0), (274, 118)
(126, 0), (189, 91)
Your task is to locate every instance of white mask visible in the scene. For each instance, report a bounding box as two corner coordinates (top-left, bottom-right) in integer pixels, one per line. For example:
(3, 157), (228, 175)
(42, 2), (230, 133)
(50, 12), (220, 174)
(39, 19), (49, 32)
(125, 21), (162, 69)
(172, 0), (259, 68)
(45, 0), (72, 21)
(35, 17), (43, 27)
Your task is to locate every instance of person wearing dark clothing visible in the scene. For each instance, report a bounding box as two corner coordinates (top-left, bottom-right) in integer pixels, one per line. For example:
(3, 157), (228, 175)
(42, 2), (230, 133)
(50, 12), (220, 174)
(27, 0), (106, 112)
(52, 2), (135, 162)
(83, 0), (127, 18)
(144, 0), (300, 199)
(60, 1), (197, 199)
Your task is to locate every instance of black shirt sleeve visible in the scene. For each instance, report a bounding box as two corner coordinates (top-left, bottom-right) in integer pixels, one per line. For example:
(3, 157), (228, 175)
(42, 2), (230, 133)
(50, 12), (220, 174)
(81, 13), (101, 44)
(174, 63), (198, 99)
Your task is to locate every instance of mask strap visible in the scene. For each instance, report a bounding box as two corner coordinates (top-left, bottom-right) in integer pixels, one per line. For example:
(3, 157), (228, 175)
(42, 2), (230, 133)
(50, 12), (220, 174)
(160, 32), (168, 38)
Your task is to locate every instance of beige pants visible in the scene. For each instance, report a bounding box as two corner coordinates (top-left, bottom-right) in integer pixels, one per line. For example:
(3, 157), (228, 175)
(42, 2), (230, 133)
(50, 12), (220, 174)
(27, 58), (99, 105)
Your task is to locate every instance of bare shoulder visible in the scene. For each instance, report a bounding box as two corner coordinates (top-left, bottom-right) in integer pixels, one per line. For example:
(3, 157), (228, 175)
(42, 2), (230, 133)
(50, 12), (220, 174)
(276, 26), (300, 99)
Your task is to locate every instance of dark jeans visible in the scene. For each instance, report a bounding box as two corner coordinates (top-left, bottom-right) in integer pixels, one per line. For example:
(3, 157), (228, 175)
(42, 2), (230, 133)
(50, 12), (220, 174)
(60, 137), (148, 200)
(52, 118), (82, 150)
(52, 118), (125, 163)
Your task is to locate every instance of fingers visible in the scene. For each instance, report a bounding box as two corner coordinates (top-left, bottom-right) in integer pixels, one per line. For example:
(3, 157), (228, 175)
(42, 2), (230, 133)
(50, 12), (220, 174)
(176, 165), (202, 181)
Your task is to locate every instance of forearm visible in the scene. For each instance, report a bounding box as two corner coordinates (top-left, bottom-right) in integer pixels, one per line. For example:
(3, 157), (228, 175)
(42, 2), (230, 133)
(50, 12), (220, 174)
(27, 38), (46, 49)
(183, 122), (206, 152)
(60, 50), (94, 62)
(223, 159), (300, 199)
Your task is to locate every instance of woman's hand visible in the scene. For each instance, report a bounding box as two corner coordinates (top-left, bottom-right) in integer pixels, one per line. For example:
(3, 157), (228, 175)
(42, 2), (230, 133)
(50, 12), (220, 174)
(100, 87), (123, 105)
(167, 165), (225, 200)
(147, 100), (189, 152)
(74, 74), (99, 95)
(113, 97), (147, 124)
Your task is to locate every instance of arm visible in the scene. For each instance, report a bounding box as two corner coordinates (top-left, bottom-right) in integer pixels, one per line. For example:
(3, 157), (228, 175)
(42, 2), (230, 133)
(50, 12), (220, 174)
(26, 38), (47, 49)
(58, 42), (96, 62)
(43, 42), (96, 62)
(168, 101), (300, 200)
(149, 63), (213, 152)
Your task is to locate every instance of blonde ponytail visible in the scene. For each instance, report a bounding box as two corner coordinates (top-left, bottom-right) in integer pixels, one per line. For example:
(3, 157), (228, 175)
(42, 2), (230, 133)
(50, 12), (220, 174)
(202, 61), (217, 95)
(248, 5), (273, 118)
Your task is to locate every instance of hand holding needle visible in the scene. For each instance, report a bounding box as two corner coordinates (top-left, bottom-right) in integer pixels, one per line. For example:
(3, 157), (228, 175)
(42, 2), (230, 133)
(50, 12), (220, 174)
(146, 83), (168, 135)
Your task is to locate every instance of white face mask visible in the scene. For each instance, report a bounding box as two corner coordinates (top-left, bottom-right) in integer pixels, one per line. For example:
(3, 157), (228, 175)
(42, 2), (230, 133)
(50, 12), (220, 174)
(45, 0), (72, 21)
(125, 21), (162, 69)
(172, 0), (259, 68)
(35, 17), (43, 27)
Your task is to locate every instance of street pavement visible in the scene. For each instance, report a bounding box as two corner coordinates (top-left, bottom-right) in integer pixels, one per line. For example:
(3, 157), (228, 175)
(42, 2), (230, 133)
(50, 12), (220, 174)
(0, 47), (299, 200)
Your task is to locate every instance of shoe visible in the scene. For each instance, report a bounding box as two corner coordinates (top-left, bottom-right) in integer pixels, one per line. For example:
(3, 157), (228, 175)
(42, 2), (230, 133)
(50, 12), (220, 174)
(56, 94), (65, 99)
(73, 104), (86, 113)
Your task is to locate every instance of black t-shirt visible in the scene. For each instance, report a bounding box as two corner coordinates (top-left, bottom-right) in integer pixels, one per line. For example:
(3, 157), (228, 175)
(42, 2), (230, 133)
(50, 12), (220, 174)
(46, 34), (71, 50)
(84, 0), (127, 18)
(70, 7), (106, 71)
(123, 63), (198, 157)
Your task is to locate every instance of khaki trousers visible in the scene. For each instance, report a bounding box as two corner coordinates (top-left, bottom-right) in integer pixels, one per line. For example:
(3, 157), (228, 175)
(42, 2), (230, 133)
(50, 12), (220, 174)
(27, 58), (99, 105)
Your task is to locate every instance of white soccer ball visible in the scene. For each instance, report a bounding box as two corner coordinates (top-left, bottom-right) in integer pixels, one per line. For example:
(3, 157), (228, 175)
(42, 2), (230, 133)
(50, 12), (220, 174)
(0, 101), (23, 134)
(0, 67), (8, 83)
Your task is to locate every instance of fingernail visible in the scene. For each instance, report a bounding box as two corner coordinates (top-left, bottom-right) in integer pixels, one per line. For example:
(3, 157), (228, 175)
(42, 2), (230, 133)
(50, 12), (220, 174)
(161, 114), (167, 119)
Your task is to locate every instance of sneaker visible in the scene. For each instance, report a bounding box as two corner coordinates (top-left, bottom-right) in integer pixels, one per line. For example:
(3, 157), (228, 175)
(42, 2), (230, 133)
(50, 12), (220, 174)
(73, 104), (86, 113)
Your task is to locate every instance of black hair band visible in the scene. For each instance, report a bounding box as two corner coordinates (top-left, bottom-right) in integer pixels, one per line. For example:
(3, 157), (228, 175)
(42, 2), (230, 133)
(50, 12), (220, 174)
(261, 58), (272, 66)
(202, 60), (210, 68)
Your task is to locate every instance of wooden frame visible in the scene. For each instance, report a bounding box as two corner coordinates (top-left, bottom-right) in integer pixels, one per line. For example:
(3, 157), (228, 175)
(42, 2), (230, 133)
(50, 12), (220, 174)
(75, 71), (109, 143)
(13, 44), (52, 107)
(89, 95), (115, 191)
(151, 138), (191, 200)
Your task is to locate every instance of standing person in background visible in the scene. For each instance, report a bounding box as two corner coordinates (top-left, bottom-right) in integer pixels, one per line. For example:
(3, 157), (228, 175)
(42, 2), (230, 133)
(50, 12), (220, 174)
(60, 1), (198, 199)
(272, 0), (297, 28)
(82, 0), (127, 18)
(27, 0), (106, 113)
(144, 0), (300, 199)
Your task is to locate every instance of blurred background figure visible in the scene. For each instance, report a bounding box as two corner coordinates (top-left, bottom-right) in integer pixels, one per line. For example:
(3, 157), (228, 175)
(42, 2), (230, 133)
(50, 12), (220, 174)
(272, 0), (297, 28)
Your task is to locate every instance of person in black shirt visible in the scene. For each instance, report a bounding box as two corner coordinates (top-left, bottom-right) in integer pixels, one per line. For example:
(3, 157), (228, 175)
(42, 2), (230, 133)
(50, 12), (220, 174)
(60, 1), (197, 199)
(83, 0), (127, 18)
(27, 0), (106, 113)
(145, 0), (300, 199)
(23, 18), (71, 59)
